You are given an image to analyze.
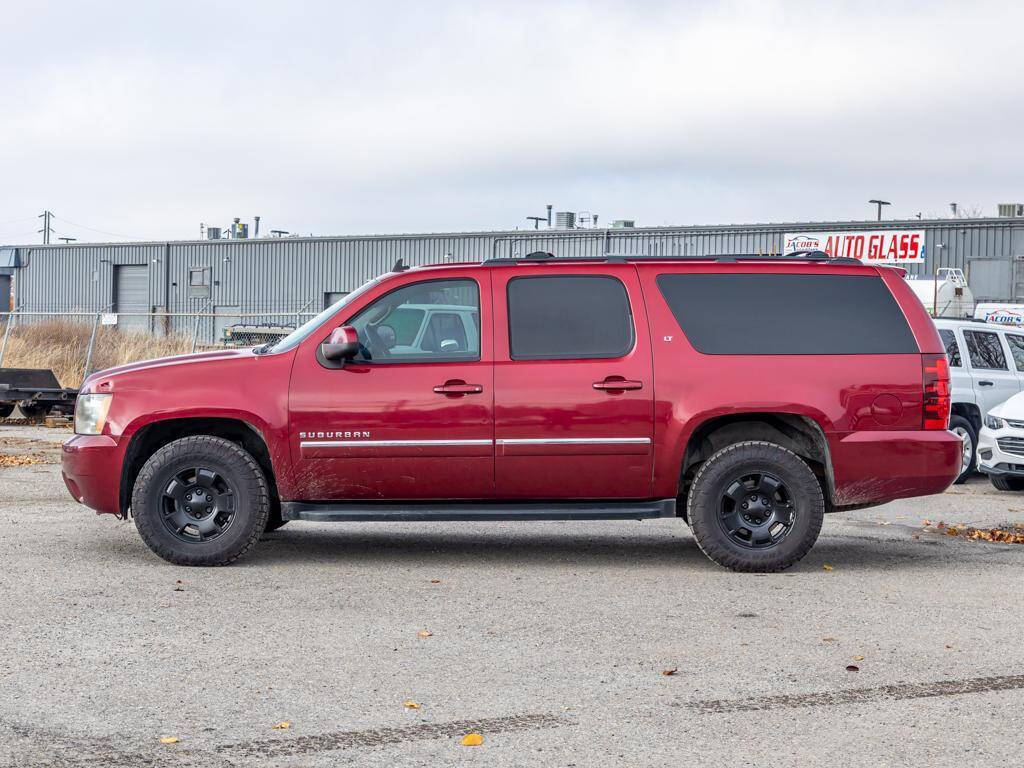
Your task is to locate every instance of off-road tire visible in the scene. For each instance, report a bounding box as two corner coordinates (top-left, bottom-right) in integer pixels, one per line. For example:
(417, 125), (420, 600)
(989, 474), (1024, 492)
(949, 415), (976, 485)
(132, 435), (270, 566)
(0, 404), (13, 419)
(687, 441), (825, 572)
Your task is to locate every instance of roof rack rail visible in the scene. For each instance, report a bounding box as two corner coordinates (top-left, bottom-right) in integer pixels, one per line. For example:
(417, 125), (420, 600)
(482, 253), (627, 266)
(481, 251), (865, 266)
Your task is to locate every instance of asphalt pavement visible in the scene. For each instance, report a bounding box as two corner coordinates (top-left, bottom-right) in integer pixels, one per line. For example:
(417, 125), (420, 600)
(1, 424), (1022, 767)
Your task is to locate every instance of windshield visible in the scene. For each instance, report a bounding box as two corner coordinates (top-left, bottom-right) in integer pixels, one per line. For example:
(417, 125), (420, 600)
(262, 277), (382, 354)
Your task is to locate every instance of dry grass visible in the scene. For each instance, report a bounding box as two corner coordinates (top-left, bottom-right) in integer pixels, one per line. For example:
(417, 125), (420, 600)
(1, 320), (194, 388)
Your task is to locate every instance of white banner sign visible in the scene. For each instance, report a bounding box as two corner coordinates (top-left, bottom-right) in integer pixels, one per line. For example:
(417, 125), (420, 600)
(784, 230), (925, 264)
(100, 313), (118, 326)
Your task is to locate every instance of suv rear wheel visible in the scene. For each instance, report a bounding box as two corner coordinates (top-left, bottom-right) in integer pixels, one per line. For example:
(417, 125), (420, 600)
(132, 435), (270, 566)
(948, 415), (976, 485)
(687, 441), (824, 572)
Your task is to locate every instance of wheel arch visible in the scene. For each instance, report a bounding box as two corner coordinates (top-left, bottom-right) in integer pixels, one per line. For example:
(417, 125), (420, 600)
(950, 401), (982, 434)
(120, 417), (279, 519)
(678, 412), (834, 514)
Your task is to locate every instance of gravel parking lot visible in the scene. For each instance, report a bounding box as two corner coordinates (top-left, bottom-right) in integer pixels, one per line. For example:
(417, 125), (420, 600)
(2, 424), (1023, 767)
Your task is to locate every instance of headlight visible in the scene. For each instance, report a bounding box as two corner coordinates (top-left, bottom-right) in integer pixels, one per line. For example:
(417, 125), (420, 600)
(74, 394), (113, 435)
(985, 415), (1004, 430)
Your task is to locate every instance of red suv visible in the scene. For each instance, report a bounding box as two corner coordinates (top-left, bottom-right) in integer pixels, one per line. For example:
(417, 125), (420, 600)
(62, 254), (960, 572)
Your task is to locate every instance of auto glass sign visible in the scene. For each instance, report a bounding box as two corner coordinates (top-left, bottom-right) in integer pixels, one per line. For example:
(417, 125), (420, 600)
(784, 230), (925, 263)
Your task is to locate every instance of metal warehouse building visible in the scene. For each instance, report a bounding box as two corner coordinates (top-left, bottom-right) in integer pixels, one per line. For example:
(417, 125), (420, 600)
(4, 215), (1024, 340)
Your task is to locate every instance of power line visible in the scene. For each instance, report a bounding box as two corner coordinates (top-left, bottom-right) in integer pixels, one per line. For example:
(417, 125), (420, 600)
(50, 214), (136, 240)
(0, 214), (38, 227)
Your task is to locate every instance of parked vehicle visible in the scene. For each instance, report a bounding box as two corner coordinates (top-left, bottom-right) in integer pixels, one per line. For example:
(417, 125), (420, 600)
(978, 392), (1024, 490)
(62, 254), (960, 572)
(906, 268), (974, 318)
(974, 303), (1024, 327)
(0, 368), (78, 419)
(933, 318), (1024, 482)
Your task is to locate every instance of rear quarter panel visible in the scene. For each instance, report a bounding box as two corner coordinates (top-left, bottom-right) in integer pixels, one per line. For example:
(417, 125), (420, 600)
(636, 263), (931, 503)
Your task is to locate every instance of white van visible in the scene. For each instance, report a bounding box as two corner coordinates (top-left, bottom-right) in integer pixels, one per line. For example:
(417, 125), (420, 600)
(934, 318), (1024, 482)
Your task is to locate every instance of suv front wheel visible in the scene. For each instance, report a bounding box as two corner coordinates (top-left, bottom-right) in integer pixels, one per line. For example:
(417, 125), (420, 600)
(132, 435), (270, 566)
(687, 441), (825, 572)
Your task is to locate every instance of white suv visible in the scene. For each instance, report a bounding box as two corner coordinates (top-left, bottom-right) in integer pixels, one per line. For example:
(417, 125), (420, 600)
(933, 318), (1024, 483)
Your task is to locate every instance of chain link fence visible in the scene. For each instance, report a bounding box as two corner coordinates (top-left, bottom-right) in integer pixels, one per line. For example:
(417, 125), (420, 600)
(0, 310), (317, 389)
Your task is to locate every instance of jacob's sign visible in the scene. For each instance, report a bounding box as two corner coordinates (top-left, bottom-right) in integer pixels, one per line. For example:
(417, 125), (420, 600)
(784, 230), (925, 264)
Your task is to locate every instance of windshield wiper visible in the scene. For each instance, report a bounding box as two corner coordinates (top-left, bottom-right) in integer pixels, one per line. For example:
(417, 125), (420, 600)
(253, 342), (275, 355)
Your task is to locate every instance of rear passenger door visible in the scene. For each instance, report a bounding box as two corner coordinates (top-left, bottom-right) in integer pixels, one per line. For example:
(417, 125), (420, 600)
(491, 266), (655, 499)
(962, 328), (1021, 415)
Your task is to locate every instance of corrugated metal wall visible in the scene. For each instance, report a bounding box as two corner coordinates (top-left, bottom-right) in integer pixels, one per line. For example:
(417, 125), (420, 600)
(9, 218), (1024, 316)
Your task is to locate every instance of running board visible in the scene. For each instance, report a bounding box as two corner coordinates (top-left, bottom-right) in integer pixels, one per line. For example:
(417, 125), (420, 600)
(281, 498), (676, 522)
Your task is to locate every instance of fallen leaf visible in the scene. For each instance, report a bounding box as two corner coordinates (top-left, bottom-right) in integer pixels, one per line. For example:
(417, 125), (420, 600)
(403, 700), (421, 709)
(853, 655), (865, 661)
(661, 668), (678, 676)
(822, 636), (838, 642)
(417, 630), (433, 638)
(159, 737), (180, 745)
(945, 644), (954, 649)
(846, 665), (860, 672)
(272, 721), (291, 730)
(461, 733), (483, 747)
(430, 579), (441, 584)
(822, 565), (834, 571)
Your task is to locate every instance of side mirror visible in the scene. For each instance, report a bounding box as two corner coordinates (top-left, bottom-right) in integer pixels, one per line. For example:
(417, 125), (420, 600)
(321, 325), (360, 362)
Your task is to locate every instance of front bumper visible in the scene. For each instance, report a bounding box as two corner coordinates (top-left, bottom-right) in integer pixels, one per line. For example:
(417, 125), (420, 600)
(977, 425), (1024, 478)
(62, 434), (123, 516)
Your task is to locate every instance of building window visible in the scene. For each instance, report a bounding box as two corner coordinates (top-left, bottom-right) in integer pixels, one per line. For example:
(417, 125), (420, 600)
(189, 266), (211, 298)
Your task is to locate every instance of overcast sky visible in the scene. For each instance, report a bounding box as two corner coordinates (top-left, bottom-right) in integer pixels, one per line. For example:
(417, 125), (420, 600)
(0, 0), (1021, 243)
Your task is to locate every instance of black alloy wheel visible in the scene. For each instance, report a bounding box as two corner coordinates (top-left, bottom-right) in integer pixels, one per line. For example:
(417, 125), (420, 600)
(718, 471), (795, 549)
(160, 467), (237, 543)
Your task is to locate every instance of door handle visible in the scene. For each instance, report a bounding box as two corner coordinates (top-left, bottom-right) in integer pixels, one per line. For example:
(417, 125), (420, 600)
(593, 377), (643, 392)
(978, 380), (994, 387)
(433, 380), (484, 396)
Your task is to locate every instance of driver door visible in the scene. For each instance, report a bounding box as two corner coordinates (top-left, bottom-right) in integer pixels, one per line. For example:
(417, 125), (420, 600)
(288, 271), (494, 500)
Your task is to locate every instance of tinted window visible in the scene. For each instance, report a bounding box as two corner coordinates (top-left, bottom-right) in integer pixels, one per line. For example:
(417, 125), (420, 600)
(656, 273), (918, 355)
(938, 329), (961, 367)
(508, 275), (634, 360)
(347, 279), (479, 362)
(1007, 335), (1024, 371)
(963, 330), (1007, 370)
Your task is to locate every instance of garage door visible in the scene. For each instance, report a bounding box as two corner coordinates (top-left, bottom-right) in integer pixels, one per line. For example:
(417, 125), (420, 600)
(113, 265), (149, 331)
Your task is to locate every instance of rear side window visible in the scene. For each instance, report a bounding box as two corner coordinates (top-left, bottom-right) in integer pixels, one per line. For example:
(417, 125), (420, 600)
(1006, 334), (1024, 371)
(507, 275), (634, 360)
(938, 329), (962, 367)
(964, 330), (1008, 370)
(656, 273), (918, 355)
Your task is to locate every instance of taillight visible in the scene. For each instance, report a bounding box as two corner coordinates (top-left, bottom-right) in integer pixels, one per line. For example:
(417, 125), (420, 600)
(922, 353), (951, 430)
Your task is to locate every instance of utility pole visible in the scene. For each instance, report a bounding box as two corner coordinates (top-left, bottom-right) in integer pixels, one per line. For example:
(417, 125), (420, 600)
(37, 210), (53, 244)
